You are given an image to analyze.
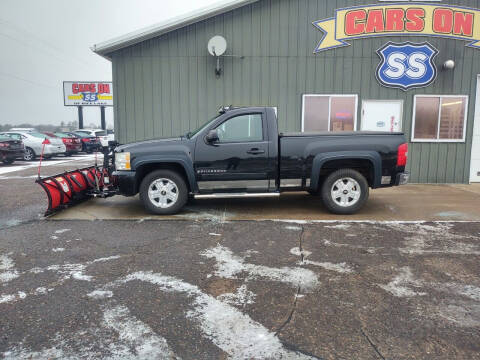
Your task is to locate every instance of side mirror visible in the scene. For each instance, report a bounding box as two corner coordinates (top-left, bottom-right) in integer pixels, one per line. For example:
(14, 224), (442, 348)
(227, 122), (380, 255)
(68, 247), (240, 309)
(206, 129), (219, 143)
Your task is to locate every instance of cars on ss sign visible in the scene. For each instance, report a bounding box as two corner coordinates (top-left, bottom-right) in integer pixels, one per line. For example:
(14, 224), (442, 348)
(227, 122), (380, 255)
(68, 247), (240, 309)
(0, 134), (24, 165)
(0, 131), (66, 161)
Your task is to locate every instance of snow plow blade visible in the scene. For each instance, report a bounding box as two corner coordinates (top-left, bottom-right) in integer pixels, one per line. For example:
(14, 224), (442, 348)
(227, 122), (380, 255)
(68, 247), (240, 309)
(36, 167), (108, 216)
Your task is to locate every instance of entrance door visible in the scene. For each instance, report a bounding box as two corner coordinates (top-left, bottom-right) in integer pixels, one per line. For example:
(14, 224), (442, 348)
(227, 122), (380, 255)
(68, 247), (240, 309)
(470, 75), (480, 183)
(361, 100), (403, 132)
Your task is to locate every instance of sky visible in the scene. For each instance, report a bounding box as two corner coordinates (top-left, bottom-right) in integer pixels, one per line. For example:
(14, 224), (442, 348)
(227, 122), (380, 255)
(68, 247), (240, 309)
(0, 0), (219, 128)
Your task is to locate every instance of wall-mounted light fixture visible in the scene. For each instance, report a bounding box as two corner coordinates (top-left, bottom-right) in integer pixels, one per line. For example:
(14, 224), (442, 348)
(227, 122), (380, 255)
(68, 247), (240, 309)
(443, 60), (455, 70)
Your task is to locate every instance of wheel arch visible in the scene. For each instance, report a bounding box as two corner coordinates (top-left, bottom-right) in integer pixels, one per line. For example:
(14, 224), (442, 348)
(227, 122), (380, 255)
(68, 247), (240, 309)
(310, 151), (382, 191)
(134, 159), (197, 194)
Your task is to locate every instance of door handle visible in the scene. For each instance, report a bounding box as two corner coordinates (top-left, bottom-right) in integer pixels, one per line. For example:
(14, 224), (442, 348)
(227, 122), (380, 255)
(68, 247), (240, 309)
(247, 148), (265, 155)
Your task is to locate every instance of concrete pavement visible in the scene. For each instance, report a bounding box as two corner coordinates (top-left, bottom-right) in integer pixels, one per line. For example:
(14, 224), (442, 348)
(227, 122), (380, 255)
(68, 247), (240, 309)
(52, 184), (480, 222)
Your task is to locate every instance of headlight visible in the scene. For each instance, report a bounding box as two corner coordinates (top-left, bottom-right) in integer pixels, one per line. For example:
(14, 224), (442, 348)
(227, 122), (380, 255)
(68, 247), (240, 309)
(115, 152), (131, 170)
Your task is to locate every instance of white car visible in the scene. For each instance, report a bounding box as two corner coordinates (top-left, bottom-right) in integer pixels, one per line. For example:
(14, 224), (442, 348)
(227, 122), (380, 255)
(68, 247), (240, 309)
(0, 131), (66, 161)
(74, 129), (109, 147)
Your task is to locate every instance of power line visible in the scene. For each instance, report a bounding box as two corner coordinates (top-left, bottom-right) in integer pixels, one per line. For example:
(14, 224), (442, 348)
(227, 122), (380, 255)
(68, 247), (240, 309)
(0, 72), (59, 90)
(0, 17), (99, 70)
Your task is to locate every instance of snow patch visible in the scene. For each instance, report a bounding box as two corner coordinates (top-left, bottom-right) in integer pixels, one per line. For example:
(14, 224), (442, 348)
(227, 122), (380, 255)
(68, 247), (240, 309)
(301, 260), (354, 274)
(324, 224), (351, 230)
(55, 229), (71, 234)
(52, 248), (65, 253)
(0, 254), (19, 283)
(118, 271), (315, 359)
(87, 290), (113, 299)
(285, 226), (302, 231)
(103, 305), (178, 359)
(289, 247), (312, 258)
(50, 235), (58, 240)
(217, 285), (256, 306)
(201, 245), (318, 291)
(209, 233), (222, 237)
(379, 267), (427, 298)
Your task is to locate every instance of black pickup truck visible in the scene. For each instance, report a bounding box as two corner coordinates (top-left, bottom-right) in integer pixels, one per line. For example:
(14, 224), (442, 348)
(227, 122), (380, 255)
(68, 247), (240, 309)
(112, 106), (409, 215)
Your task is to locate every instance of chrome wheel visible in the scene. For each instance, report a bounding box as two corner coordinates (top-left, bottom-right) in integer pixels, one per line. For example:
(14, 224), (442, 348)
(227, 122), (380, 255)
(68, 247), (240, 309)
(148, 178), (179, 209)
(24, 148), (34, 161)
(331, 177), (361, 208)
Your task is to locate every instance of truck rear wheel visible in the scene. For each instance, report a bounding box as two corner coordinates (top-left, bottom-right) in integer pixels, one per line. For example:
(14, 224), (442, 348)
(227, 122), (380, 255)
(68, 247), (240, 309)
(321, 169), (369, 215)
(139, 169), (188, 215)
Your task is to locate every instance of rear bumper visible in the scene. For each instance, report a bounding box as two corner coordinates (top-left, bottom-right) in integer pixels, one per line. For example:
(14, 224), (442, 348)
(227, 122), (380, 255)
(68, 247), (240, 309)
(66, 144), (82, 153)
(112, 170), (137, 196)
(0, 149), (24, 159)
(44, 145), (66, 155)
(395, 172), (410, 186)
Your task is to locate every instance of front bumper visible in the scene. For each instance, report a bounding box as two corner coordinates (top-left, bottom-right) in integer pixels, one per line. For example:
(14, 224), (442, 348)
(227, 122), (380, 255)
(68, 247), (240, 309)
(112, 170), (137, 196)
(395, 172), (410, 186)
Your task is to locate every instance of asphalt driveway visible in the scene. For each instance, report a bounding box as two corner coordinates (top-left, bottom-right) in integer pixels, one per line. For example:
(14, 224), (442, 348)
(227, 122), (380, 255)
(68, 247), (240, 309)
(1, 220), (479, 359)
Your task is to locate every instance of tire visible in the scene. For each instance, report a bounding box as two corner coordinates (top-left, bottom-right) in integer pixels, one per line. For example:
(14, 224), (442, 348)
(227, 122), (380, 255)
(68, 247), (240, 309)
(23, 147), (35, 161)
(321, 169), (369, 215)
(139, 169), (188, 215)
(2, 158), (14, 165)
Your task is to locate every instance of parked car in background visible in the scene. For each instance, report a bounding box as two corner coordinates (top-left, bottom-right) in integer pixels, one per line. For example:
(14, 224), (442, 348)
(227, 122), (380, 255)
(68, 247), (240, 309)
(74, 129), (109, 147)
(9, 128), (36, 132)
(49, 132), (82, 156)
(0, 134), (24, 165)
(65, 132), (101, 154)
(107, 129), (115, 142)
(0, 131), (66, 161)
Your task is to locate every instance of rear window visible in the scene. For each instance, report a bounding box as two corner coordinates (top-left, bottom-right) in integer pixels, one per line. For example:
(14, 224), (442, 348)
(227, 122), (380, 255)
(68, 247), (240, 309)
(29, 132), (50, 139)
(95, 131), (106, 136)
(55, 132), (73, 138)
(0, 135), (12, 141)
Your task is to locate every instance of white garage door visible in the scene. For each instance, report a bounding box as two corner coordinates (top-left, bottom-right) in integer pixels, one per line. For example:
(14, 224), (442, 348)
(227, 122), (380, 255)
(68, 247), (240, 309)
(361, 100), (403, 132)
(470, 75), (480, 183)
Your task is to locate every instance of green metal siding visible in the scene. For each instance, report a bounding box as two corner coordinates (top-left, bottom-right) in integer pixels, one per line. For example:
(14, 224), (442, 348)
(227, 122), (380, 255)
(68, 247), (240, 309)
(110, 0), (480, 183)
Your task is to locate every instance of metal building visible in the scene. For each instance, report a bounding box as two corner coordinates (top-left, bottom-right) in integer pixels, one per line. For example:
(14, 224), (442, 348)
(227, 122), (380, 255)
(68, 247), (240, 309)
(93, 0), (480, 184)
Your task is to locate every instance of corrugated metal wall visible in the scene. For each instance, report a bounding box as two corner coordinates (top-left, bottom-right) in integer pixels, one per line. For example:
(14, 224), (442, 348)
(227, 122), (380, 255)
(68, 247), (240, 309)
(111, 0), (480, 183)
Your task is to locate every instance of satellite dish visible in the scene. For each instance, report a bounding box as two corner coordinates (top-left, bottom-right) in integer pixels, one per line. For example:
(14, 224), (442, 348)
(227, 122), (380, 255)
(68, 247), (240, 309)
(208, 36), (227, 57)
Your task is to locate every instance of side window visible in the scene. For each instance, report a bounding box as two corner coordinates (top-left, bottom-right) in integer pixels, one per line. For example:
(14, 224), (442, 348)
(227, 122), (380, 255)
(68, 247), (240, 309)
(10, 133), (21, 140)
(216, 114), (263, 143)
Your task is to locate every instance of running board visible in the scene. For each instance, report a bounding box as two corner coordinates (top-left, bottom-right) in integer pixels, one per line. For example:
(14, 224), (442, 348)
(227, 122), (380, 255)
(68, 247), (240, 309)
(194, 192), (280, 200)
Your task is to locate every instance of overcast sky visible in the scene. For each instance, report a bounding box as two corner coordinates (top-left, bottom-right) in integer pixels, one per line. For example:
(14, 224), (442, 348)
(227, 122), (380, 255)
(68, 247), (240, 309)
(0, 0), (219, 128)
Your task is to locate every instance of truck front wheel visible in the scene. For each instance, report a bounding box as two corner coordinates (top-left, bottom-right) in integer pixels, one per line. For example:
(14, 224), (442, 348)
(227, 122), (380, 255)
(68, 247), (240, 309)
(321, 169), (369, 215)
(139, 169), (188, 215)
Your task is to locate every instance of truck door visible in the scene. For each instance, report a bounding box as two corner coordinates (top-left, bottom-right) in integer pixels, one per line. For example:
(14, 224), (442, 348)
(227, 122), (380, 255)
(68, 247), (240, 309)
(194, 112), (271, 192)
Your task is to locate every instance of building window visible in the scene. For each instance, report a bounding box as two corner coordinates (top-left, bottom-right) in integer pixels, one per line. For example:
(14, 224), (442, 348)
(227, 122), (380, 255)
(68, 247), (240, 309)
(412, 95), (468, 142)
(302, 95), (358, 132)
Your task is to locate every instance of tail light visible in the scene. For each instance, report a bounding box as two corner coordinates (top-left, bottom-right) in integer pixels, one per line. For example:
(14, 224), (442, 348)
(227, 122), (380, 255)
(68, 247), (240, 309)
(82, 138), (90, 143)
(0, 143), (8, 148)
(42, 139), (51, 145)
(397, 143), (408, 167)
(63, 138), (71, 144)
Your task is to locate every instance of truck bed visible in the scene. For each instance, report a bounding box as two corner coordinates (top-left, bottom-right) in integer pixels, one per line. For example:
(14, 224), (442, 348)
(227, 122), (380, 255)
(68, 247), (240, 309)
(281, 131), (404, 137)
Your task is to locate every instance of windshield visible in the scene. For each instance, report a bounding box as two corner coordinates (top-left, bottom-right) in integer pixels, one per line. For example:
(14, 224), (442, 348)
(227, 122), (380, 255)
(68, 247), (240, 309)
(95, 131), (107, 136)
(187, 115), (221, 139)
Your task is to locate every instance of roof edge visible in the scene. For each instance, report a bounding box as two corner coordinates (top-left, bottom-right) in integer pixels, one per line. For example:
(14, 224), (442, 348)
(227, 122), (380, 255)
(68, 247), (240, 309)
(91, 0), (259, 58)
